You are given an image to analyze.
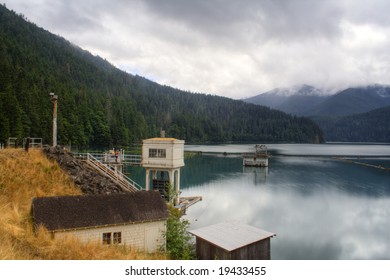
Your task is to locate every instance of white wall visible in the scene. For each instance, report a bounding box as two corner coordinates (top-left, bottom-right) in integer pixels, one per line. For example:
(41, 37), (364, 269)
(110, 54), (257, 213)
(54, 220), (167, 253)
(142, 139), (184, 168)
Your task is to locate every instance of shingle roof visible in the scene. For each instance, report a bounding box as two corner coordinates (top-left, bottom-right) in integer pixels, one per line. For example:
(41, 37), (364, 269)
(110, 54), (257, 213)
(31, 191), (169, 232)
(190, 222), (276, 252)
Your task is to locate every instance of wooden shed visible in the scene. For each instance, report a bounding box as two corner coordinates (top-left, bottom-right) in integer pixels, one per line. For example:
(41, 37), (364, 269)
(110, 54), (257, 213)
(190, 222), (276, 260)
(31, 191), (169, 253)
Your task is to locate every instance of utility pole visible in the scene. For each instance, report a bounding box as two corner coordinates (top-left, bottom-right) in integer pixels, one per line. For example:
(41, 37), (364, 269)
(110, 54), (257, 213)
(50, 92), (58, 147)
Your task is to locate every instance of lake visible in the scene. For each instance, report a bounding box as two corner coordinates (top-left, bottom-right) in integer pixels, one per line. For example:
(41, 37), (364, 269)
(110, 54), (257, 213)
(126, 143), (390, 260)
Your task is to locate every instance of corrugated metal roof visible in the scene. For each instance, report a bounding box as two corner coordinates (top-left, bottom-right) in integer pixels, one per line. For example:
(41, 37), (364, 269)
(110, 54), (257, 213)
(189, 222), (276, 252)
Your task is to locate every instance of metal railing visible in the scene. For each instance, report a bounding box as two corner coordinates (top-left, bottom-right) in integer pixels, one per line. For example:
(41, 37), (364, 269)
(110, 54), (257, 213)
(75, 152), (104, 161)
(123, 154), (142, 165)
(85, 153), (143, 192)
(74, 152), (141, 166)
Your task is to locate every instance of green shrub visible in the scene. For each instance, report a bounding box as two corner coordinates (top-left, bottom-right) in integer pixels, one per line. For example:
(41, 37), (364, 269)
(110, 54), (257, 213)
(164, 205), (196, 260)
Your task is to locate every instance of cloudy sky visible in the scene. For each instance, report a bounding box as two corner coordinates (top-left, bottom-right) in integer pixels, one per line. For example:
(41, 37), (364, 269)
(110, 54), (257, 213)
(4, 0), (390, 99)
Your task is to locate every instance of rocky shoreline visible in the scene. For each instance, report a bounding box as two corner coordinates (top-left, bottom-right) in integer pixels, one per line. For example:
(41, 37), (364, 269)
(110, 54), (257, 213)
(42, 146), (125, 195)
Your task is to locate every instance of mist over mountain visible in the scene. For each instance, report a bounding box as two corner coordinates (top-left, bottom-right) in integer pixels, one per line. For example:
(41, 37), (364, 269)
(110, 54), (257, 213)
(244, 85), (328, 115)
(245, 84), (390, 142)
(0, 5), (324, 147)
(245, 84), (390, 116)
(303, 85), (390, 117)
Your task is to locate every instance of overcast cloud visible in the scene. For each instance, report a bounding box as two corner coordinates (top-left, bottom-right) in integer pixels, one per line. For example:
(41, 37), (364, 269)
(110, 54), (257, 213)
(3, 0), (390, 99)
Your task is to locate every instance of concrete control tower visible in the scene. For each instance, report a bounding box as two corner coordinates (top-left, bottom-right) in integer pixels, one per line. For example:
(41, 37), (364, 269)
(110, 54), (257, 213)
(141, 138), (184, 205)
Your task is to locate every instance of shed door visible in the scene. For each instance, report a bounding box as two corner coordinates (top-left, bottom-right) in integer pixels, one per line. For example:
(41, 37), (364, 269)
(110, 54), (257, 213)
(145, 228), (160, 253)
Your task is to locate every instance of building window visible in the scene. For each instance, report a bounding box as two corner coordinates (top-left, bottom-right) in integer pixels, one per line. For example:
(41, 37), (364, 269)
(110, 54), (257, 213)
(149, 148), (166, 158)
(103, 232), (122, 245)
(102, 232), (111, 245)
(113, 232), (122, 244)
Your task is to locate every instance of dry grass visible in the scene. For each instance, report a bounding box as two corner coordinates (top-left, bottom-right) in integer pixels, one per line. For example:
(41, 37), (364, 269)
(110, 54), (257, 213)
(0, 148), (166, 260)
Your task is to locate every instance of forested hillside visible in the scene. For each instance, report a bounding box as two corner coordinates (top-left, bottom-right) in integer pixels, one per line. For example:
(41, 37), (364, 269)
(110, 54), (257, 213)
(304, 86), (390, 117)
(0, 5), (324, 147)
(313, 106), (390, 142)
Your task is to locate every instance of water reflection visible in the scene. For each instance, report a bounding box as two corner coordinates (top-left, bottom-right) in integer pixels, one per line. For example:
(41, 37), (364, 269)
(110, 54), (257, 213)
(181, 155), (242, 187)
(125, 147), (390, 260)
(180, 155), (390, 260)
(243, 166), (268, 185)
(186, 143), (390, 157)
(179, 155), (390, 197)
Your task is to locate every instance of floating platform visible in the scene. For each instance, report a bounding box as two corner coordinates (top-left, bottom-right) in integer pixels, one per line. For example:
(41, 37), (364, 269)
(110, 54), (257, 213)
(242, 144), (269, 167)
(242, 154), (269, 167)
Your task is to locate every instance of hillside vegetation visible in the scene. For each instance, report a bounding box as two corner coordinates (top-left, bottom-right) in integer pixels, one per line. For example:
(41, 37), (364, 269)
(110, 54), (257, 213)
(0, 5), (323, 147)
(0, 148), (165, 259)
(313, 106), (390, 143)
(245, 84), (390, 142)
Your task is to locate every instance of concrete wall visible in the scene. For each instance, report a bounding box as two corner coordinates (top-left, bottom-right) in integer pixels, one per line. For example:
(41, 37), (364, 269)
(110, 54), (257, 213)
(55, 220), (166, 253)
(142, 138), (184, 168)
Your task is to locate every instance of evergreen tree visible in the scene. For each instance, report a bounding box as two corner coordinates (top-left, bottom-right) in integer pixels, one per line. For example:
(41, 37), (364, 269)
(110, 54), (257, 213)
(0, 5), (325, 147)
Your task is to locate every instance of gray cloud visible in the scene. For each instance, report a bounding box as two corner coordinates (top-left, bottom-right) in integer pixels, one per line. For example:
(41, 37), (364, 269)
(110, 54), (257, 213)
(142, 0), (344, 39)
(345, 0), (390, 26)
(4, 0), (390, 98)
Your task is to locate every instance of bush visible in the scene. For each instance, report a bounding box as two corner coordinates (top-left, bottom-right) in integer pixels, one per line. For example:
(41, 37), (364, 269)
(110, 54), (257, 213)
(164, 204), (196, 260)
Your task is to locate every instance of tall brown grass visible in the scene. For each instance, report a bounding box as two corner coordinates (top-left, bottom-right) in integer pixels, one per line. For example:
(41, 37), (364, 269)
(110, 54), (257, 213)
(0, 149), (166, 260)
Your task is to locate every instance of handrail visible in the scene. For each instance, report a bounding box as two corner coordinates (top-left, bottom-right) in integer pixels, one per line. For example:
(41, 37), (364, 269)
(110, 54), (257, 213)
(86, 153), (143, 192)
(123, 154), (142, 165)
(119, 171), (143, 191)
(74, 152), (141, 165)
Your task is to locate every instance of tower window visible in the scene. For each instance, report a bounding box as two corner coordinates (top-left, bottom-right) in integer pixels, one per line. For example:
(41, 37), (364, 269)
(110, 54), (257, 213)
(149, 149), (166, 158)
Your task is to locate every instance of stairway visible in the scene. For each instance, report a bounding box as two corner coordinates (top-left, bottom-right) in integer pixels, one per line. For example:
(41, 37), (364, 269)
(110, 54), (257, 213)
(85, 153), (143, 193)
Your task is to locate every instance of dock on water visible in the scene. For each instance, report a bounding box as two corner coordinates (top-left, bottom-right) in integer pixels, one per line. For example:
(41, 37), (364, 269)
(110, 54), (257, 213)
(242, 144), (270, 167)
(176, 196), (203, 214)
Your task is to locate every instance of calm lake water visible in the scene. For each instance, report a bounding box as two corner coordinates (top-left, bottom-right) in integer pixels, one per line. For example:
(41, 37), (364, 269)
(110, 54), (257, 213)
(127, 143), (390, 260)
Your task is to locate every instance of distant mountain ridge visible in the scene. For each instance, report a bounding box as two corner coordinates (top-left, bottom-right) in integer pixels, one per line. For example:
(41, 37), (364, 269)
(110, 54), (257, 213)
(245, 84), (390, 117)
(304, 85), (390, 117)
(245, 84), (390, 142)
(245, 84), (328, 115)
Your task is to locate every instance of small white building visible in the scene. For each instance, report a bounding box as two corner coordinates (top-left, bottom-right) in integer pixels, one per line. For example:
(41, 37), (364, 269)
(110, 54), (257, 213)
(31, 192), (169, 253)
(141, 138), (185, 204)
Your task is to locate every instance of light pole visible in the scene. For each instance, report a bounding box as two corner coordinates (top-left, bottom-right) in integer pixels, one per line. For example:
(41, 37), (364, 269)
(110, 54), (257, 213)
(49, 92), (58, 147)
